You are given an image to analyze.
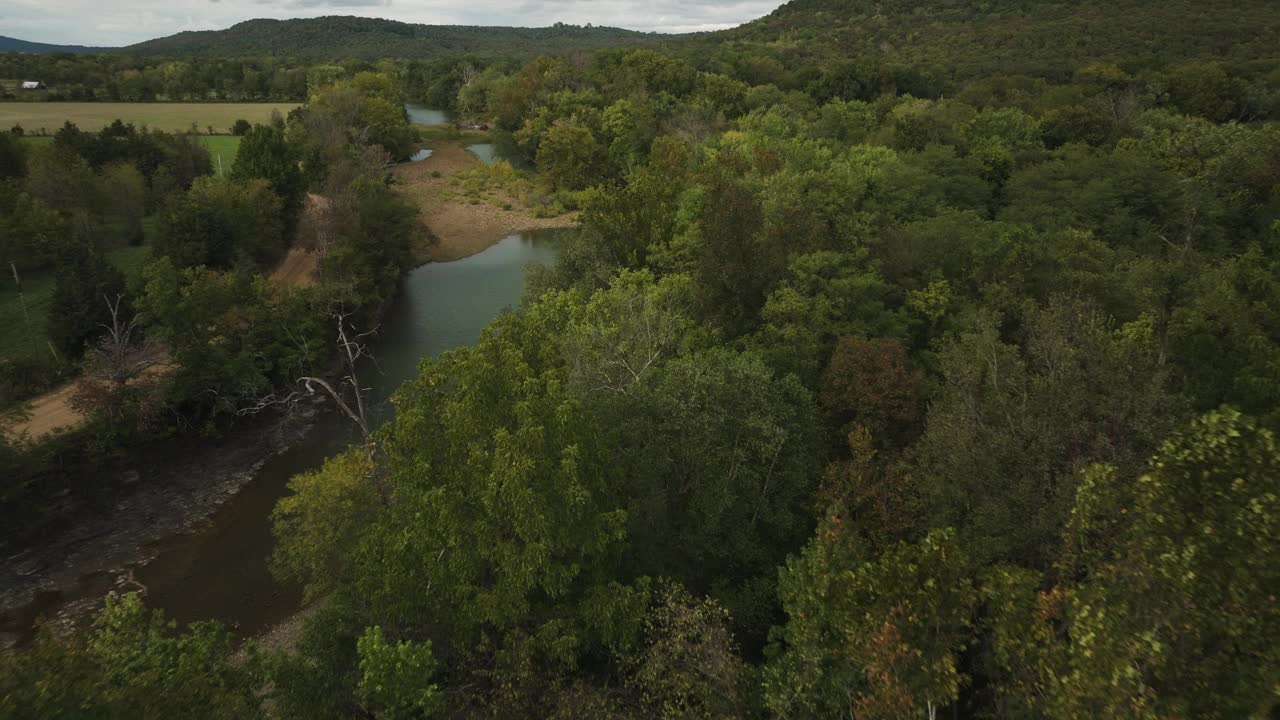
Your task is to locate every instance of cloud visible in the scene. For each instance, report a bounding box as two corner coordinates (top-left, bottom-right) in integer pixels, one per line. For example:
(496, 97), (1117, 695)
(284, 0), (393, 8)
(5, 0), (783, 45)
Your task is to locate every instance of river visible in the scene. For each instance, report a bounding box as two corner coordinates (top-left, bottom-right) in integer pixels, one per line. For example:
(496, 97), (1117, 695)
(133, 229), (566, 633)
(405, 103), (450, 126)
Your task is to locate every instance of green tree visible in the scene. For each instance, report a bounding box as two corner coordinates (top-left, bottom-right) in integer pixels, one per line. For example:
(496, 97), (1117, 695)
(231, 123), (305, 237)
(47, 244), (126, 359)
(985, 409), (1280, 719)
(0, 131), (26, 179)
(536, 117), (604, 190)
(0, 593), (263, 720)
(913, 303), (1185, 567)
(765, 528), (976, 719)
(356, 626), (442, 719)
(627, 583), (747, 720)
(155, 175), (285, 270)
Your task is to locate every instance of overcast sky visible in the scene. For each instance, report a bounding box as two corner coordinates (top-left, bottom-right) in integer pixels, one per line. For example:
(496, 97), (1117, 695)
(2, 0), (784, 46)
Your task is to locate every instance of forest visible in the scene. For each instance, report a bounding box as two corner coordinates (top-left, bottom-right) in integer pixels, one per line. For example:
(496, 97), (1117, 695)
(2, 0), (1280, 717)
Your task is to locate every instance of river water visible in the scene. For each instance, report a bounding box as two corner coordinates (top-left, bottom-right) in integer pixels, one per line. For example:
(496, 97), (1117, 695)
(135, 229), (566, 633)
(405, 103), (450, 126)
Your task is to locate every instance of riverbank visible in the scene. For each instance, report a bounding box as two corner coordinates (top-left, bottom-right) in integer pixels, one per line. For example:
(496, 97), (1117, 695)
(0, 406), (316, 648)
(394, 139), (578, 263)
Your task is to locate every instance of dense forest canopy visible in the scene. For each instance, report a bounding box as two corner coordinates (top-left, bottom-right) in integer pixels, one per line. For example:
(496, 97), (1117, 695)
(2, 0), (1280, 717)
(718, 0), (1280, 75)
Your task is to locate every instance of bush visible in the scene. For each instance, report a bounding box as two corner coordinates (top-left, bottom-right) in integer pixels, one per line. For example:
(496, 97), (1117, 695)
(0, 356), (66, 406)
(555, 189), (580, 211)
(231, 119), (252, 136)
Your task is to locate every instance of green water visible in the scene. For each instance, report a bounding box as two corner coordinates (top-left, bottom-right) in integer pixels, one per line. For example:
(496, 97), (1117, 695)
(465, 141), (533, 171)
(466, 142), (499, 164)
(373, 229), (562, 393)
(405, 104), (450, 126)
(136, 229), (567, 633)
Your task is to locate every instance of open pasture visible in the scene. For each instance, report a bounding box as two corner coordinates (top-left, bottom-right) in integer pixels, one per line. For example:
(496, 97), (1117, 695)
(0, 102), (298, 135)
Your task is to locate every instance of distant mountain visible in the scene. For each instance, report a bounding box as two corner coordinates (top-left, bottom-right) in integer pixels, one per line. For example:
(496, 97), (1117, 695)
(121, 16), (658, 59)
(0, 35), (111, 54)
(710, 0), (1280, 78)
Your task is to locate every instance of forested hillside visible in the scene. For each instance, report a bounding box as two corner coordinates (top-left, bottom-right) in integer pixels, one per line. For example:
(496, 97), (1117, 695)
(707, 0), (1280, 79)
(3, 0), (1280, 717)
(0, 36), (108, 54)
(121, 17), (657, 59)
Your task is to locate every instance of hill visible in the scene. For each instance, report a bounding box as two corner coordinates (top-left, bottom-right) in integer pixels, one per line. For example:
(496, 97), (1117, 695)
(121, 16), (658, 59)
(701, 0), (1280, 80)
(0, 35), (111, 54)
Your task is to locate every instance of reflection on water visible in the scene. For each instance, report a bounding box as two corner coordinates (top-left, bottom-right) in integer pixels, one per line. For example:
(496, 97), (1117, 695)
(135, 229), (570, 634)
(405, 104), (450, 126)
(373, 229), (563, 395)
(465, 142), (533, 171)
(466, 143), (499, 165)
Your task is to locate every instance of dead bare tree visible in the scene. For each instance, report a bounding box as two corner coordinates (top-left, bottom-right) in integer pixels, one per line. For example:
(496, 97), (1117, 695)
(70, 294), (167, 424)
(300, 312), (391, 503)
(458, 61), (480, 88)
(241, 311), (390, 504)
(300, 313), (378, 441)
(91, 294), (160, 386)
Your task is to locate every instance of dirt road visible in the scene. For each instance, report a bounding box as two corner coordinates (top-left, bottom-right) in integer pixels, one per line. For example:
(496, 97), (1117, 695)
(9, 383), (81, 439)
(268, 248), (319, 289)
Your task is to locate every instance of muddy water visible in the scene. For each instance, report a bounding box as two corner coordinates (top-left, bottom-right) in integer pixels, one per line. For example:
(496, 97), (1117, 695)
(134, 229), (566, 633)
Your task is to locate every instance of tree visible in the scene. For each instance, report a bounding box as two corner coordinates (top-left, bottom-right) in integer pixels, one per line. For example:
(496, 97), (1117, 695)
(0, 131), (26, 179)
(231, 123), (305, 235)
(154, 176), (285, 270)
(271, 302), (642, 714)
(136, 258), (325, 422)
(356, 626), (442, 719)
(0, 593), (264, 720)
(536, 117), (604, 190)
(70, 293), (163, 428)
(627, 583), (747, 720)
(820, 337), (923, 443)
(765, 528), (976, 720)
(231, 119), (252, 136)
(912, 303), (1185, 568)
(47, 244), (126, 359)
(985, 409), (1280, 719)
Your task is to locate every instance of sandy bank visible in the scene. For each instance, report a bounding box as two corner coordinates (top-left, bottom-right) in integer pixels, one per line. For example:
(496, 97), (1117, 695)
(394, 142), (578, 263)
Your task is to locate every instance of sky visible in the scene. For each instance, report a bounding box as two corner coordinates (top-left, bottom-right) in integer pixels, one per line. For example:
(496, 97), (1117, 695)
(1, 0), (784, 46)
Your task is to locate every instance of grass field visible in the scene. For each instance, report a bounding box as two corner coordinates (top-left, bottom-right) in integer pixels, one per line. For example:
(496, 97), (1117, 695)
(201, 135), (242, 167)
(0, 102), (299, 135)
(0, 246), (153, 361)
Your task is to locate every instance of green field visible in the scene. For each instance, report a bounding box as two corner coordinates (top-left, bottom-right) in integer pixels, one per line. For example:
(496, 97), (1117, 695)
(0, 102), (298, 135)
(0, 246), (153, 362)
(200, 135), (242, 167)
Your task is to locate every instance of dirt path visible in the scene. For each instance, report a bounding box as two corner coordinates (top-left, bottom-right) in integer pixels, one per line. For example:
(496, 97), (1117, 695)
(268, 248), (319, 289)
(10, 383), (81, 439)
(394, 142), (578, 262)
